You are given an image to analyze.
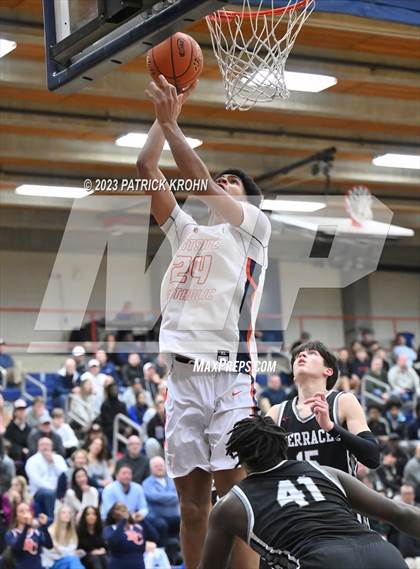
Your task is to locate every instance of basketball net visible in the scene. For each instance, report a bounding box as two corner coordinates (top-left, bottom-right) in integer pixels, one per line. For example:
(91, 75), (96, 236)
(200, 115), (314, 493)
(345, 186), (374, 228)
(206, 0), (315, 111)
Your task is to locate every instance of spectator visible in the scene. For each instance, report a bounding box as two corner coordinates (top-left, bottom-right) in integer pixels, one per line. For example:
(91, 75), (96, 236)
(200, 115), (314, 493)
(350, 340), (363, 357)
(350, 347), (371, 381)
(2, 475), (33, 527)
(0, 338), (14, 370)
(259, 375), (287, 413)
(101, 465), (148, 521)
(146, 398), (165, 451)
(373, 346), (391, 372)
(122, 379), (153, 409)
(72, 346), (87, 375)
(28, 412), (65, 457)
(385, 400), (407, 438)
(290, 331), (311, 352)
(99, 383), (128, 446)
(142, 364), (160, 402)
(87, 438), (112, 489)
(143, 544), (171, 569)
(142, 457), (180, 549)
(103, 502), (158, 569)
(393, 335), (417, 367)
(388, 355), (419, 397)
(0, 437), (16, 495)
(362, 356), (389, 399)
(116, 436), (150, 485)
(70, 378), (98, 428)
(42, 504), (85, 569)
(0, 393), (11, 435)
(64, 468), (100, 520)
(5, 399), (31, 470)
(407, 403), (420, 440)
(54, 358), (79, 408)
(95, 349), (120, 385)
(403, 444), (420, 501)
(390, 484), (420, 561)
(122, 354), (143, 388)
(5, 505), (52, 569)
(128, 392), (149, 427)
(156, 381), (167, 402)
(51, 409), (79, 458)
(25, 398), (47, 430)
(25, 438), (67, 520)
(77, 506), (107, 569)
(376, 448), (400, 498)
(386, 433), (409, 481)
(101, 334), (119, 367)
(361, 329), (376, 352)
(367, 404), (390, 438)
(81, 360), (111, 417)
(154, 354), (169, 380)
(83, 425), (109, 458)
(336, 348), (352, 391)
(67, 450), (99, 489)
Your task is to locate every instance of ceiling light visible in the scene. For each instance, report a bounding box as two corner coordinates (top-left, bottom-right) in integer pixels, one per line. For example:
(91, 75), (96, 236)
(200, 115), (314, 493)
(262, 199), (326, 212)
(0, 39), (16, 59)
(372, 153), (420, 170)
(245, 70), (337, 92)
(116, 132), (202, 150)
(15, 185), (89, 199)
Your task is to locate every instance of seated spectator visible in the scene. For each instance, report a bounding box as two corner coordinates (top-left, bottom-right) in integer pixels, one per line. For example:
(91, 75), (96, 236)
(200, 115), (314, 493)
(350, 347), (371, 382)
(52, 409), (79, 458)
(28, 412), (65, 457)
(403, 444), (420, 502)
(5, 505), (52, 569)
(87, 438), (112, 489)
(25, 397), (47, 430)
(393, 334), (417, 367)
(142, 364), (160, 402)
(154, 354), (169, 380)
(0, 393), (11, 435)
(71, 377), (98, 429)
(156, 381), (167, 402)
(407, 403), (420, 440)
(362, 356), (389, 399)
(101, 334), (119, 367)
(122, 354), (144, 388)
(142, 457), (180, 549)
(72, 345), (87, 375)
(360, 329), (376, 351)
(83, 424), (109, 456)
(25, 438), (67, 520)
(387, 433), (409, 480)
(54, 358), (80, 408)
(128, 391), (149, 427)
(81, 360), (111, 417)
(103, 502), (158, 569)
(116, 436), (150, 484)
(0, 338), (14, 370)
(64, 468), (100, 520)
(122, 379), (153, 409)
(42, 504), (85, 569)
(143, 544), (171, 569)
(336, 347), (352, 391)
(367, 404), (390, 439)
(373, 346), (391, 372)
(67, 450), (99, 489)
(259, 374), (288, 413)
(388, 355), (419, 397)
(101, 465), (148, 521)
(5, 399), (31, 472)
(0, 437), (16, 495)
(2, 475), (33, 526)
(99, 383), (128, 446)
(290, 331), (311, 352)
(95, 349), (120, 385)
(146, 398), (165, 451)
(385, 400), (407, 438)
(376, 448), (401, 498)
(77, 506), (107, 569)
(389, 484), (420, 561)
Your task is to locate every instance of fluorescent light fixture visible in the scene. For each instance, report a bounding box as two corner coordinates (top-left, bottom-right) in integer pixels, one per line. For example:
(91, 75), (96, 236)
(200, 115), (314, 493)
(0, 39), (16, 58)
(372, 153), (420, 170)
(15, 185), (89, 199)
(116, 132), (202, 150)
(262, 199), (326, 212)
(245, 70), (337, 92)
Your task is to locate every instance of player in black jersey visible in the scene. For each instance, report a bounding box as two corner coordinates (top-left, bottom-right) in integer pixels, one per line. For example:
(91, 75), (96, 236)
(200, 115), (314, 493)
(267, 341), (380, 475)
(198, 416), (415, 569)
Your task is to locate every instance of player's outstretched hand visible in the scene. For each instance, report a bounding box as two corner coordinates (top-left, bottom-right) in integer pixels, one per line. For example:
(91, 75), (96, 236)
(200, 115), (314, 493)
(304, 392), (334, 432)
(145, 74), (197, 124)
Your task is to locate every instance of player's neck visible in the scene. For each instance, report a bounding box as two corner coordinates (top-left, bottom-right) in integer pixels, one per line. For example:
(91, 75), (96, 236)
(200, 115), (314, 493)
(297, 378), (327, 401)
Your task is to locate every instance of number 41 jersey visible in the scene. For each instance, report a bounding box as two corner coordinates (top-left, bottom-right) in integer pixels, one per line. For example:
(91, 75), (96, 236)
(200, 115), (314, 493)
(233, 460), (369, 569)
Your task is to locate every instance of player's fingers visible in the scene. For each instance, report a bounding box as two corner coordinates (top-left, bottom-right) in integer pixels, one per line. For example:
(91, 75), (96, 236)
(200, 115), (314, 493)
(182, 80), (198, 99)
(313, 391), (327, 401)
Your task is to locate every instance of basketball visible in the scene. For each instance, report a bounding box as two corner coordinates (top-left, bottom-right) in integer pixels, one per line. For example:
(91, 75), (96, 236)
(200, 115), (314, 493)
(146, 32), (203, 93)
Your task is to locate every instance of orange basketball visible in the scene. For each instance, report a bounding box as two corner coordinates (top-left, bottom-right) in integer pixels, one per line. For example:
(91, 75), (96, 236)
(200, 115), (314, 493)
(146, 32), (203, 93)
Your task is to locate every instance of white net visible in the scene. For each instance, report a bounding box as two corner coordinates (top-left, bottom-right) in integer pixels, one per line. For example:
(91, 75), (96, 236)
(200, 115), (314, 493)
(345, 186), (374, 227)
(206, 0), (315, 111)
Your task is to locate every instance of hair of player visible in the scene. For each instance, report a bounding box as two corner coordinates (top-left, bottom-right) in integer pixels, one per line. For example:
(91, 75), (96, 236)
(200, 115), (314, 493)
(215, 168), (263, 207)
(291, 340), (339, 390)
(226, 415), (288, 472)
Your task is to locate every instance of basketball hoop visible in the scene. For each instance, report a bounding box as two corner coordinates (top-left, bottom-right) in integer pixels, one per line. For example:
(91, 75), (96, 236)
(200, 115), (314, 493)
(206, 0), (315, 111)
(345, 186), (374, 228)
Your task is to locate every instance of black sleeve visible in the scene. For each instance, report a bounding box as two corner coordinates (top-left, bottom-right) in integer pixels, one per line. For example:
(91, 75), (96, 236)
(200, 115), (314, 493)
(328, 425), (380, 469)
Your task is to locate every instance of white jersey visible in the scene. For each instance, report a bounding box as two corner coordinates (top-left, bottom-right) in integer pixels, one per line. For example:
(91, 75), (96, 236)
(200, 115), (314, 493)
(159, 202), (271, 374)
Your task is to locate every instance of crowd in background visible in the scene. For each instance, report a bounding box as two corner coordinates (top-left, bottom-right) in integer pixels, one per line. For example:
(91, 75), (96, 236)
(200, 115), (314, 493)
(0, 329), (419, 568)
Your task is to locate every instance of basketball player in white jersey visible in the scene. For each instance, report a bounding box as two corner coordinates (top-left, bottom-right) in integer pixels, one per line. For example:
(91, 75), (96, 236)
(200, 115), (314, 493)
(138, 75), (270, 569)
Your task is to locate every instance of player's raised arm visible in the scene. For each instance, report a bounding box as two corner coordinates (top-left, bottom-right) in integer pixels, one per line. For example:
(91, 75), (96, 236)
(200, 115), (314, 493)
(328, 467), (420, 538)
(145, 75), (244, 226)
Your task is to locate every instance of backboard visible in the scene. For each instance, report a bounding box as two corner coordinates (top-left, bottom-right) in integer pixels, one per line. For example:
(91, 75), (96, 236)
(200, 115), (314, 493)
(42, 0), (225, 92)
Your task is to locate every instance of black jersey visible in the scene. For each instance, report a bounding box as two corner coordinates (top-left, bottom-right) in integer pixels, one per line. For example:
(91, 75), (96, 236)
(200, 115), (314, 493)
(276, 390), (358, 477)
(234, 460), (373, 569)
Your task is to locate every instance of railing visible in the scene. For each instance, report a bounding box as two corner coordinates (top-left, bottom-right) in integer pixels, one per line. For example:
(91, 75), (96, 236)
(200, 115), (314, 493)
(21, 373), (47, 401)
(361, 375), (391, 409)
(112, 413), (144, 462)
(65, 393), (92, 429)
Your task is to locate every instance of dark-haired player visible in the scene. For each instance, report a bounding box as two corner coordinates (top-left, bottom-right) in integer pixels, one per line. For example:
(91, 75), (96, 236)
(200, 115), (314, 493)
(198, 416), (415, 569)
(268, 341), (380, 477)
(139, 76), (271, 569)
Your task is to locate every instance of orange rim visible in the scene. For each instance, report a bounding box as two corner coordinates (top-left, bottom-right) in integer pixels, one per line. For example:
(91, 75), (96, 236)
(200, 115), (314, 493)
(209, 0), (311, 20)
